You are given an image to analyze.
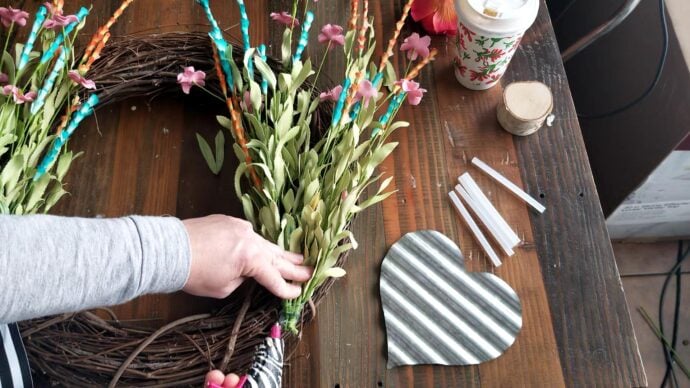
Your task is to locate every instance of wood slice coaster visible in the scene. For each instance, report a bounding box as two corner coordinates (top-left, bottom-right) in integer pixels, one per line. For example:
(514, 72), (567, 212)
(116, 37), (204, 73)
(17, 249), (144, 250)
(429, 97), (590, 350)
(497, 81), (553, 136)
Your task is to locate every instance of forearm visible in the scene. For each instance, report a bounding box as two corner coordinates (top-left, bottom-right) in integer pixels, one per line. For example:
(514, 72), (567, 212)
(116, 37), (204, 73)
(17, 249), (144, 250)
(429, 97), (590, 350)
(0, 215), (191, 323)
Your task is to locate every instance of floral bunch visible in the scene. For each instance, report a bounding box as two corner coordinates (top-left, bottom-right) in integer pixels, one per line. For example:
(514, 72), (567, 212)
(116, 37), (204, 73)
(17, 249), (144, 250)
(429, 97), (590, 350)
(0, 1), (132, 215)
(194, 0), (436, 333)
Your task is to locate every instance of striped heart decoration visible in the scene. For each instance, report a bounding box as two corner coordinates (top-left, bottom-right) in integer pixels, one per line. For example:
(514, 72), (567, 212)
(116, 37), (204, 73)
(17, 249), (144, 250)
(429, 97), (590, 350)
(380, 230), (522, 368)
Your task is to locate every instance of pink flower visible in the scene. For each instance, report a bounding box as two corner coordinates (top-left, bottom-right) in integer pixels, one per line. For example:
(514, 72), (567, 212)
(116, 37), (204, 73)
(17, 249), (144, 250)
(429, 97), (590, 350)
(356, 80), (378, 106)
(2, 85), (37, 104)
(0, 73), (7, 84)
(396, 79), (427, 106)
(319, 85), (343, 102)
(177, 66), (206, 95)
(411, 0), (457, 36)
(270, 11), (299, 27)
(43, 13), (79, 29)
(0, 6), (30, 27)
(68, 70), (96, 90)
(241, 90), (263, 113)
(43, 2), (56, 15)
(318, 24), (345, 47)
(400, 33), (431, 61)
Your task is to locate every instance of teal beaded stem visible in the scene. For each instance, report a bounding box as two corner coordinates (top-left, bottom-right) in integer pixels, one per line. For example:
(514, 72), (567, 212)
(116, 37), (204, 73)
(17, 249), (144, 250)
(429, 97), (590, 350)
(31, 48), (69, 115)
(371, 93), (406, 138)
(40, 7), (89, 65)
(236, 0), (253, 79)
(330, 78), (351, 127)
(196, 0), (234, 91)
(258, 44), (268, 94)
(349, 72), (372, 120)
(292, 11), (314, 63)
(34, 94), (99, 180)
(18, 6), (47, 71)
(372, 72), (384, 87)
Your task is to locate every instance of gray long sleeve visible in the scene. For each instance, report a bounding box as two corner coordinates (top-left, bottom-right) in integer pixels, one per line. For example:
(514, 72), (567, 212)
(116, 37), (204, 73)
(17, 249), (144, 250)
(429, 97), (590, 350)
(0, 215), (191, 323)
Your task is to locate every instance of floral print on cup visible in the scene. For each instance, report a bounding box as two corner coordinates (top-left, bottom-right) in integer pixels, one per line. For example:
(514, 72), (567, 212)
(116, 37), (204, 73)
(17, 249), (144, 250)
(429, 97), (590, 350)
(453, 21), (522, 90)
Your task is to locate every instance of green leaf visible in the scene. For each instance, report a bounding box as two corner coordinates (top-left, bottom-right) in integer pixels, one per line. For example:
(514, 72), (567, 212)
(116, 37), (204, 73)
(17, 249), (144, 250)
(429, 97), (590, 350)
(344, 30), (356, 56)
(25, 174), (51, 212)
(216, 115), (232, 130)
(289, 227), (304, 253)
(241, 193), (256, 227)
(55, 150), (75, 181)
(369, 142), (398, 167)
(282, 189), (295, 213)
(0, 154), (24, 192)
(254, 56), (277, 91)
(44, 184), (68, 211)
(281, 28), (292, 67)
(278, 73), (292, 92)
(249, 80), (262, 112)
(290, 59), (313, 93)
(275, 102), (294, 137)
(214, 130), (225, 173)
(323, 267), (347, 278)
(196, 133), (221, 175)
(384, 61), (398, 91)
(2, 50), (16, 82)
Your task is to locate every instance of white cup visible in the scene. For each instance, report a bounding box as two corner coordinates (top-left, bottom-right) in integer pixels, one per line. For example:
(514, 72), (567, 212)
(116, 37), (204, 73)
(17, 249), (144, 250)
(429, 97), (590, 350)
(453, 0), (539, 90)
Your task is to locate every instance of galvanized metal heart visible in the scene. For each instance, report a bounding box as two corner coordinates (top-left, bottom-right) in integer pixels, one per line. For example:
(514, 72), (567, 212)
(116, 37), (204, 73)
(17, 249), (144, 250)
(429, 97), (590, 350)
(380, 230), (522, 368)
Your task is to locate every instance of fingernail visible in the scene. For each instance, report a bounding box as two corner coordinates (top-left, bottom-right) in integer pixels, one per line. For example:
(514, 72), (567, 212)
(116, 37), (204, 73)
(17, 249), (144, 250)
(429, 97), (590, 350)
(270, 323), (281, 339)
(236, 375), (248, 388)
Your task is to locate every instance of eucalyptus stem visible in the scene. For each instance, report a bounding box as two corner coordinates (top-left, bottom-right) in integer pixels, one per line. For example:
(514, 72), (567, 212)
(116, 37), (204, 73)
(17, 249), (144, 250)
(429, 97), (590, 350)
(2, 23), (14, 60)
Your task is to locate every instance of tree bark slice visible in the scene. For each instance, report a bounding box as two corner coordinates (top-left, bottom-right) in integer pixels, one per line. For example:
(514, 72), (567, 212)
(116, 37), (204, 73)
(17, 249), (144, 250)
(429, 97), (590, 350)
(497, 81), (553, 136)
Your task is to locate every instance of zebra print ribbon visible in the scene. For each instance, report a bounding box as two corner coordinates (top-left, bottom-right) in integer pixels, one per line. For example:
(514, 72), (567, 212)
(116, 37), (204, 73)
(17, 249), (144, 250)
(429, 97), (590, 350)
(237, 323), (283, 388)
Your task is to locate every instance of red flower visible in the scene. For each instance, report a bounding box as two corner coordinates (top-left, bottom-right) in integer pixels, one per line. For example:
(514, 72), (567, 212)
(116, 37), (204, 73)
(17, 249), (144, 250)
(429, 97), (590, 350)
(459, 23), (475, 42)
(469, 70), (488, 82)
(488, 48), (505, 61)
(457, 35), (467, 51)
(410, 0), (457, 36)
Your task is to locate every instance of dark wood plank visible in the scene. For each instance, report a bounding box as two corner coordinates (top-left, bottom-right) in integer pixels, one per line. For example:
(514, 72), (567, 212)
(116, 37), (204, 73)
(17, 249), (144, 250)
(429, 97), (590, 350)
(508, 4), (647, 386)
(431, 42), (566, 388)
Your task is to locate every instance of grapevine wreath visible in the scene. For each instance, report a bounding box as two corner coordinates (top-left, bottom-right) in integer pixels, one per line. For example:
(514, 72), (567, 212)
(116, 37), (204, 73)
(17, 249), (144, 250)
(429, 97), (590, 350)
(4, 0), (437, 386)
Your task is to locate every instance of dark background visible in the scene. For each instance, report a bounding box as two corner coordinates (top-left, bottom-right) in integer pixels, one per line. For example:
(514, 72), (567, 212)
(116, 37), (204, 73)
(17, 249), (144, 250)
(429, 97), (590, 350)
(546, 0), (690, 215)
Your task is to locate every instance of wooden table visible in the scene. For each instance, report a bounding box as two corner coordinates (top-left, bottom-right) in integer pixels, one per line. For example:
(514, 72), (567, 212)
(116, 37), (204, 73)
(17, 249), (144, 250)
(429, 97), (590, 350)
(50, 0), (646, 386)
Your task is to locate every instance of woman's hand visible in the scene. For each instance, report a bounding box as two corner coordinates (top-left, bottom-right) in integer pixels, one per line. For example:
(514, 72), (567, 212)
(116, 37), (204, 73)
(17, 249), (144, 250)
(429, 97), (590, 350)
(182, 215), (311, 299)
(205, 370), (239, 388)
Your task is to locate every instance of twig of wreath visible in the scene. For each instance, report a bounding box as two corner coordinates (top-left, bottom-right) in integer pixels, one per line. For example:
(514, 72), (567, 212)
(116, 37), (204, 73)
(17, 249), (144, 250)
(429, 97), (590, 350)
(18, 31), (339, 388)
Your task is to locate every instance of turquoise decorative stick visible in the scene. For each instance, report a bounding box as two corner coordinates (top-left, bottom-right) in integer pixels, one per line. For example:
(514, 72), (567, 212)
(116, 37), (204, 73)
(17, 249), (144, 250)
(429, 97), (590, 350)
(40, 7), (89, 65)
(236, 0), (253, 79)
(18, 5), (47, 71)
(34, 94), (99, 180)
(292, 11), (314, 63)
(372, 72), (384, 87)
(258, 44), (268, 94)
(330, 77), (351, 127)
(196, 0), (234, 91)
(31, 48), (69, 115)
(371, 93), (406, 138)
